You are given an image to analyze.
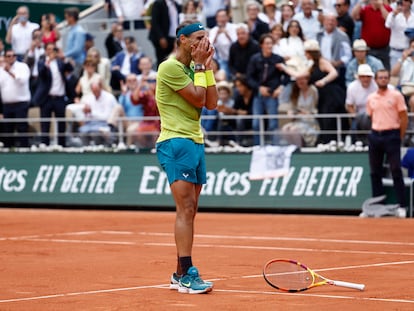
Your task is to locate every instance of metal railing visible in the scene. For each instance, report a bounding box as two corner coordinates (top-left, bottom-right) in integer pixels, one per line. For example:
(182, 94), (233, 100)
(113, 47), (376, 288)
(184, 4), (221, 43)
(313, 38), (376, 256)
(1, 112), (411, 151)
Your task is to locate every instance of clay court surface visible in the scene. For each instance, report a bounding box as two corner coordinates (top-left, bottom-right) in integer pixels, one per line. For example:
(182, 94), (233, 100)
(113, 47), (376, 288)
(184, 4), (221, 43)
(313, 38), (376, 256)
(0, 208), (413, 311)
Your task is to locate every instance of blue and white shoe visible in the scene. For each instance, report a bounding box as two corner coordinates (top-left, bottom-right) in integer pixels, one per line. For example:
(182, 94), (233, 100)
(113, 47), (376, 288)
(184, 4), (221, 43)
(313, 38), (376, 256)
(170, 272), (181, 290)
(178, 266), (213, 294)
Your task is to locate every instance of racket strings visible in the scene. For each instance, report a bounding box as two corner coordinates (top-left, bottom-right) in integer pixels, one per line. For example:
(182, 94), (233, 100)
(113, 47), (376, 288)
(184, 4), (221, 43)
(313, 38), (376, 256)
(265, 261), (313, 290)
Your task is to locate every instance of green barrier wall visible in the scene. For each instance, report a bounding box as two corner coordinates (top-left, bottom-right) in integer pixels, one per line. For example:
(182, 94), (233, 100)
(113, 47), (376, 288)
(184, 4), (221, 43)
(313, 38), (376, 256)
(0, 152), (371, 211)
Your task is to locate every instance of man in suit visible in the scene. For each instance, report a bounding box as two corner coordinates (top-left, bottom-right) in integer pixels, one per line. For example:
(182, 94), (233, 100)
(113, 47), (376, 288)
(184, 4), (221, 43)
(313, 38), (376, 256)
(110, 36), (144, 92)
(149, 0), (180, 68)
(32, 42), (68, 146)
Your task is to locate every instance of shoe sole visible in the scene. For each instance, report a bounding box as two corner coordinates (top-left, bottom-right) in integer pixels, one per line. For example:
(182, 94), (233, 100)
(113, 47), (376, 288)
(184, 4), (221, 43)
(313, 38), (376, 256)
(178, 285), (213, 294)
(170, 283), (179, 290)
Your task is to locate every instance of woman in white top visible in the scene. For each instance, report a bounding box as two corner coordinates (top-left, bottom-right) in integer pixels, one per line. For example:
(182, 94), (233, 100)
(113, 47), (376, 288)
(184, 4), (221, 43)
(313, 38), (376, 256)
(280, 2), (295, 31)
(258, 0), (281, 29)
(271, 23), (284, 55)
(278, 19), (305, 61)
(282, 74), (319, 147)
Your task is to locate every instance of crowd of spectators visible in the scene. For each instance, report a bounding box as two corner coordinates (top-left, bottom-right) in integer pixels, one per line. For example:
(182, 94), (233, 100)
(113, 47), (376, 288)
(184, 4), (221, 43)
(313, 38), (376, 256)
(1, 0), (414, 149)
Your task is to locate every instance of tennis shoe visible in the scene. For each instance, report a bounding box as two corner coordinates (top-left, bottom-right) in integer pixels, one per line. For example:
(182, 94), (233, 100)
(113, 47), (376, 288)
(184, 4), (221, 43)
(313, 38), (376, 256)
(170, 272), (181, 290)
(178, 266), (213, 294)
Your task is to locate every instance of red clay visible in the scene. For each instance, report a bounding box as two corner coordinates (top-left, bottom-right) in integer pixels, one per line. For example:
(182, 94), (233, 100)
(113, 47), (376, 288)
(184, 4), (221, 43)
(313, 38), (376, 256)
(0, 208), (413, 310)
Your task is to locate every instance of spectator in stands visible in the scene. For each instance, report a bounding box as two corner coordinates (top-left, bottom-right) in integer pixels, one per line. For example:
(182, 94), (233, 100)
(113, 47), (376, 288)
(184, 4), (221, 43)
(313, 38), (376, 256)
(111, 0), (146, 30)
(87, 47), (111, 91)
(136, 56), (157, 83)
(110, 36), (144, 92)
(105, 23), (124, 59)
(78, 76), (120, 146)
(0, 38), (5, 56)
(24, 29), (45, 101)
(279, 1), (295, 31)
(130, 73), (160, 148)
(345, 64), (378, 143)
(179, 0), (203, 24)
(366, 69), (408, 215)
(281, 74), (319, 147)
(391, 39), (414, 126)
(0, 49), (31, 147)
(270, 23), (284, 55)
(214, 80), (237, 145)
(335, 0), (355, 42)
(209, 9), (237, 80)
(228, 23), (260, 80)
(385, 0), (414, 69)
(202, 0), (229, 28)
(75, 59), (102, 101)
(245, 0), (270, 42)
(118, 73), (144, 145)
(317, 12), (352, 89)
(84, 33), (95, 57)
(32, 43), (68, 146)
(232, 74), (254, 145)
(210, 58), (227, 82)
(149, 0), (180, 68)
(246, 33), (289, 145)
(345, 39), (384, 87)
(259, 0), (281, 29)
(278, 39), (347, 144)
(40, 13), (60, 45)
(5, 6), (39, 61)
(278, 20), (305, 61)
(293, 0), (322, 40)
(352, 0), (392, 70)
(63, 7), (86, 78)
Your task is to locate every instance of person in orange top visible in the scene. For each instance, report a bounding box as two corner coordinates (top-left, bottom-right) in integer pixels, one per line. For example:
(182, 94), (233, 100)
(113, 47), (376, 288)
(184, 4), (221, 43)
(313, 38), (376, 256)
(366, 69), (408, 215)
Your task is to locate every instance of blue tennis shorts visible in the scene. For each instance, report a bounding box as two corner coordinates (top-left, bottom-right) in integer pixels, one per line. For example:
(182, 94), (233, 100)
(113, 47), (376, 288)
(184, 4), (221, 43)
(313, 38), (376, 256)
(156, 138), (206, 185)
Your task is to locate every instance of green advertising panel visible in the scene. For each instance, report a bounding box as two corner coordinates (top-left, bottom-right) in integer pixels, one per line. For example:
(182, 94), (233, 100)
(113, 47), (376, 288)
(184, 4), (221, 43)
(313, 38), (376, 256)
(0, 152), (372, 211)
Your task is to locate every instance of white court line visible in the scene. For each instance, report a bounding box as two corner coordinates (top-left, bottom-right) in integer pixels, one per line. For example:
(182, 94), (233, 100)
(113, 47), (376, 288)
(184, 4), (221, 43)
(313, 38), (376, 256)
(1, 261), (414, 304)
(145, 242), (414, 257)
(2, 230), (413, 247)
(138, 232), (414, 247)
(5, 238), (414, 257)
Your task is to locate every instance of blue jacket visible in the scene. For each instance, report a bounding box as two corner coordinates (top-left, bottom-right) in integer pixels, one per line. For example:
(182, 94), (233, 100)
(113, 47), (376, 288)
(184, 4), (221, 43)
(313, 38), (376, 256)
(111, 51), (144, 75)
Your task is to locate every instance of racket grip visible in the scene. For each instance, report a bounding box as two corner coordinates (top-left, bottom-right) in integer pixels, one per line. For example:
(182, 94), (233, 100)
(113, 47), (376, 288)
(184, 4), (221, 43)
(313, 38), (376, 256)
(332, 280), (365, 291)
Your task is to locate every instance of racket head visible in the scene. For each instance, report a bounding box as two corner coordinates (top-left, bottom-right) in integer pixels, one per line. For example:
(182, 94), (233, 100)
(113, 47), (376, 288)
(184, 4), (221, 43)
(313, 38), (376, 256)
(263, 259), (315, 292)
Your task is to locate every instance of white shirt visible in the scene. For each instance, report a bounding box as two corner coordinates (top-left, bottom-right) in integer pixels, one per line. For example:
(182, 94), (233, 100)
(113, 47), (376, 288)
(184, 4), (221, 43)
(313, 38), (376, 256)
(10, 21), (40, 55)
(293, 11), (321, 40)
(346, 79), (378, 114)
(385, 11), (414, 50)
(278, 36), (305, 59)
(166, 0), (178, 38)
(111, 0), (145, 20)
(48, 59), (65, 97)
(258, 11), (282, 29)
(209, 22), (237, 61)
(81, 89), (118, 121)
(0, 61), (31, 103)
(121, 52), (132, 76)
(27, 46), (45, 77)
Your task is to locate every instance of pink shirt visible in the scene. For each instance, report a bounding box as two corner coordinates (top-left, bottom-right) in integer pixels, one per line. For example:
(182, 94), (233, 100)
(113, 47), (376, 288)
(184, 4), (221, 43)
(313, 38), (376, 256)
(366, 88), (407, 131)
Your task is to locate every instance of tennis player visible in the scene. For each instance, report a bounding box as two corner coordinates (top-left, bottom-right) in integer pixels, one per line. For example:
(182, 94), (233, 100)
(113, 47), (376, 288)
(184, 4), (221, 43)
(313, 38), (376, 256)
(155, 20), (218, 294)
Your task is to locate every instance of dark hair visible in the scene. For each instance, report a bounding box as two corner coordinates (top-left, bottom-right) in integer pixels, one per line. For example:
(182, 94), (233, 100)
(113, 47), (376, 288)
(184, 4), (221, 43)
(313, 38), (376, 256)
(375, 69), (390, 79)
(64, 7), (79, 21)
(175, 20), (200, 46)
(285, 19), (304, 41)
(259, 33), (274, 45)
(124, 36), (135, 43)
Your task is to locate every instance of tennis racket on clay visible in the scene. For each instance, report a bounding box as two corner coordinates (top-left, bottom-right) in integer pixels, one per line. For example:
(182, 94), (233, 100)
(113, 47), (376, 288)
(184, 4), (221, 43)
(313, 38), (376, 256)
(263, 259), (365, 292)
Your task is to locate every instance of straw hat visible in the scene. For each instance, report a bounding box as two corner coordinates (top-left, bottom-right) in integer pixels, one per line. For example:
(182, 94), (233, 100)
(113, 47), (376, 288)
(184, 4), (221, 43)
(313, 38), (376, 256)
(353, 39), (369, 51)
(263, 0), (276, 6)
(304, 39), (320, 51)
(285, 56), (310, 75)
(216, 80), (233, 96)
(357, 64), (374, 77)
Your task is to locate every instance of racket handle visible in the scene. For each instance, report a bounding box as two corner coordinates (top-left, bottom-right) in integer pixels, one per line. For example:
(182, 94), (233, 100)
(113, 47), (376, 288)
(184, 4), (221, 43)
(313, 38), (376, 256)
(332, 280), (365, 291)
